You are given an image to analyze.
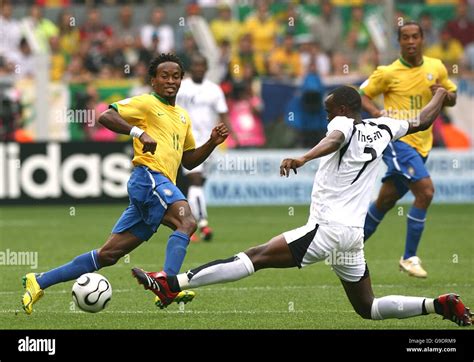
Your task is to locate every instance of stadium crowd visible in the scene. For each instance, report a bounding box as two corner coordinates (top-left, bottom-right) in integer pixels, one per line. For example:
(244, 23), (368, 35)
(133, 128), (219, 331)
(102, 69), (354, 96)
(0, 0), (472, 146)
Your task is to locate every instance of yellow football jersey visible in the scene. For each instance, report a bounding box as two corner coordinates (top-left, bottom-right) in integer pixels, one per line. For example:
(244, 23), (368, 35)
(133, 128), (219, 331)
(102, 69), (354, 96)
(111, 92), (196, 183)
(360, 56), (457, 157)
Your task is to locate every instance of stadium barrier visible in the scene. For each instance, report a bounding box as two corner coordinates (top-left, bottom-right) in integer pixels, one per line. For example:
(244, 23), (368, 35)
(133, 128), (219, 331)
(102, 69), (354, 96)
(0, 142), (472, 205)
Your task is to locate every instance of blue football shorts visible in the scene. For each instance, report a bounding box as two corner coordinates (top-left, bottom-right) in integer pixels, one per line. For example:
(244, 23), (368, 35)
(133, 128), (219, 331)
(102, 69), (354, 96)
(381, 140), (430, 197)
(112, 166), (186, 241)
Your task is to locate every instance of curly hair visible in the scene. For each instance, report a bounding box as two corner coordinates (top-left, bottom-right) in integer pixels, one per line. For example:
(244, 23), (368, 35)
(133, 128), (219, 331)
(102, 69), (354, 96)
(148, 53), (185, 78)
(328, 86), (361, 112)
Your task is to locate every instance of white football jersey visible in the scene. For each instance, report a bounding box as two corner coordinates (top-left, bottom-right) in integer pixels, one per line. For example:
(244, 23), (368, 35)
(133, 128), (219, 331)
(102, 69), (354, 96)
(308, 116), (409, 228)
(177, 78), (228, 146)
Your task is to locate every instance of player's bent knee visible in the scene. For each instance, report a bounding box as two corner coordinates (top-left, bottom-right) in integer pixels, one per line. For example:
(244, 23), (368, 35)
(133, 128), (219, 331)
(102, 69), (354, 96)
(178, 216), (197, 235)
(244, 245), (267, 268)
(353, 297), (374, 320)
(98, 248), (122, 267)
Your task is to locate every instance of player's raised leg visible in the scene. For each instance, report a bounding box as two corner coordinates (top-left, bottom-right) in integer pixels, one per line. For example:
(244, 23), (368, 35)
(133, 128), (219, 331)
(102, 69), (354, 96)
(22, 231), (144, 315)
(131, 233), (296, 308)
(340, 269), (472, 326)
(160, 199), (197, 275)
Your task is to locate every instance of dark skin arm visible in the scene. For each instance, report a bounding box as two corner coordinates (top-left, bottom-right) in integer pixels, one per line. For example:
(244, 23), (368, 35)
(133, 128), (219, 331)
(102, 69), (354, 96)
(407, 87), (448, 134)
(280, 130), (345, 177)
(430, 81), (456, 107)
(361, 94), (384, 118)
(361, 84), (456, 118)
(182, 123), (229, 170)
(98, 108), (157, 154)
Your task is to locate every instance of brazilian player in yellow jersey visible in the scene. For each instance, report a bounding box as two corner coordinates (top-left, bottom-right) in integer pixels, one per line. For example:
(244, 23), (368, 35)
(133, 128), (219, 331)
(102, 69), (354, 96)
(21, 54), (229, 314)
(360, 22), (457, 278)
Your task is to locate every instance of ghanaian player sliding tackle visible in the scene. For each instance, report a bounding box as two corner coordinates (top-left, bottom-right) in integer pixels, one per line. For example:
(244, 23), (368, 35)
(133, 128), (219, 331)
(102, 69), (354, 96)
(132, 86), (471, 326)
(21, 54), (229, 314)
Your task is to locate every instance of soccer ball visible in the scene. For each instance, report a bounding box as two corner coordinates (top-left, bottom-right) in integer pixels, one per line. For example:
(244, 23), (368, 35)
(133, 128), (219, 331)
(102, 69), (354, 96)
(72, 273), (112, 313)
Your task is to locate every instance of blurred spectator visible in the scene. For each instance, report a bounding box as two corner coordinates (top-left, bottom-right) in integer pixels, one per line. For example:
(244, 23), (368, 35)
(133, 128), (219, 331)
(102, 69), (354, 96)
(216, 39), (232, 83)
(227, 81), (265, 148)
(64, 55), (92, 83)
(462, 43), (474, 77)
(299, 38), (331, 77)
(140, 7), (175, 54)
(210, 5), (240, 48)
(113, 5), (138, 42)
(308, 0), (342, 54)
(0, 82), (22, 141)
(345, 6), (370, 54)
(100, 37), (127, 77)
(8, 38), (35, 79)
(425, 28), (464, 70)
(0, 1), (21, 58)
(446, 0), (474, 47)
(357, 44), (379, 77)
(0, 56), (14, 76)
(285, 72), (326, 147)
(79, 8), (113, 44)
(242, 0), (279, 73)
(176, 33), (198, 72)
(23, 4), (59, 54)
(279, 3), (310, 41)
(419, 12), (439, 48)
(268, 33), (303, 79)
(229, 34), (263, 81)
(129, 61), (151, 97)
(331, 52), (351, 76)
(57, 10), (80, 61)
(49, 36), (66, 81)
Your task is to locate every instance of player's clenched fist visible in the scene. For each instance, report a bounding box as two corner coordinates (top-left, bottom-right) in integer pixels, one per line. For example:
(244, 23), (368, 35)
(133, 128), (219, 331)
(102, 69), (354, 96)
(280, 158), (306, 177)
(210, 123), (229, 145)
(139, 132), (157, 154)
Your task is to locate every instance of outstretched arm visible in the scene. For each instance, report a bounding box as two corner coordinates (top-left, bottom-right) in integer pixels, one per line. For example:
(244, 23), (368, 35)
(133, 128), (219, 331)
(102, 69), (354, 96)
(406, 88), (448, 135)
(98, 108), (157, 154)
(182, 123), (229, 170)
(280, 130), (345, 177)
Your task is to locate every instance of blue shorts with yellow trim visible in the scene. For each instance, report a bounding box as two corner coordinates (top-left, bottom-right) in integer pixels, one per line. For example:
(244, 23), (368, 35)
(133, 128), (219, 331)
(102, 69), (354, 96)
(381, 140), (430, 197)
(112, 166), (186, 241)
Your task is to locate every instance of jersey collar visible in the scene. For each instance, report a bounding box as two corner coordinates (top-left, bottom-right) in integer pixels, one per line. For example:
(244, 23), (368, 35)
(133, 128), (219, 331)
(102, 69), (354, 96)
(399, 56), (424, 68)
(152, 92), (172, 106)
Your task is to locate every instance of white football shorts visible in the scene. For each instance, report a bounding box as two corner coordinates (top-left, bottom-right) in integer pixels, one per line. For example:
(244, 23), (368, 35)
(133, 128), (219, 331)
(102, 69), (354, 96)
(283, 222), (366, 282)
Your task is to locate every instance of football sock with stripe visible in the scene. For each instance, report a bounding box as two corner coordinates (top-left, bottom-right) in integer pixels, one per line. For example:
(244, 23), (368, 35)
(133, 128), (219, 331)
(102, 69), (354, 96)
(404, 206), (427, 259)
(371, 296), (430, 319)
(36, 250), (100, 289)
(173, 252), (255, 290)
(363, 203), (386, 241)
(163, 231), (190, 275)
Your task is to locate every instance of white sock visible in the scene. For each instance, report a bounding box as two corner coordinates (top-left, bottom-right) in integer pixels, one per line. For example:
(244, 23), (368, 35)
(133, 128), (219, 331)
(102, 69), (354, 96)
(371, 295), (428, 320)
(187, 186), (208, 224)
(177, 252), (255, 289)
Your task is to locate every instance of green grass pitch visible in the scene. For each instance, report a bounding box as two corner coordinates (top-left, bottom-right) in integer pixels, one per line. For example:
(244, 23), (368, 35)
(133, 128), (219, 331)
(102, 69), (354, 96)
(0, 204), (472, 329)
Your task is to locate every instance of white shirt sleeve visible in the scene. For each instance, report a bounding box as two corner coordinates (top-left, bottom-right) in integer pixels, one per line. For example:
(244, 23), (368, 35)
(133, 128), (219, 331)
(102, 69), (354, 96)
(377, 117), (409, 141)
(326, 116), (354, 145)
(214, 85), (228, 114)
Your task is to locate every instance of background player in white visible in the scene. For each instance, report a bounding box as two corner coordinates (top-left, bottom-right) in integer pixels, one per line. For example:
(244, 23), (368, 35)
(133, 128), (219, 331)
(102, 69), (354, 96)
(177, 54), (235, 241)
(131, 86), (471, 326)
